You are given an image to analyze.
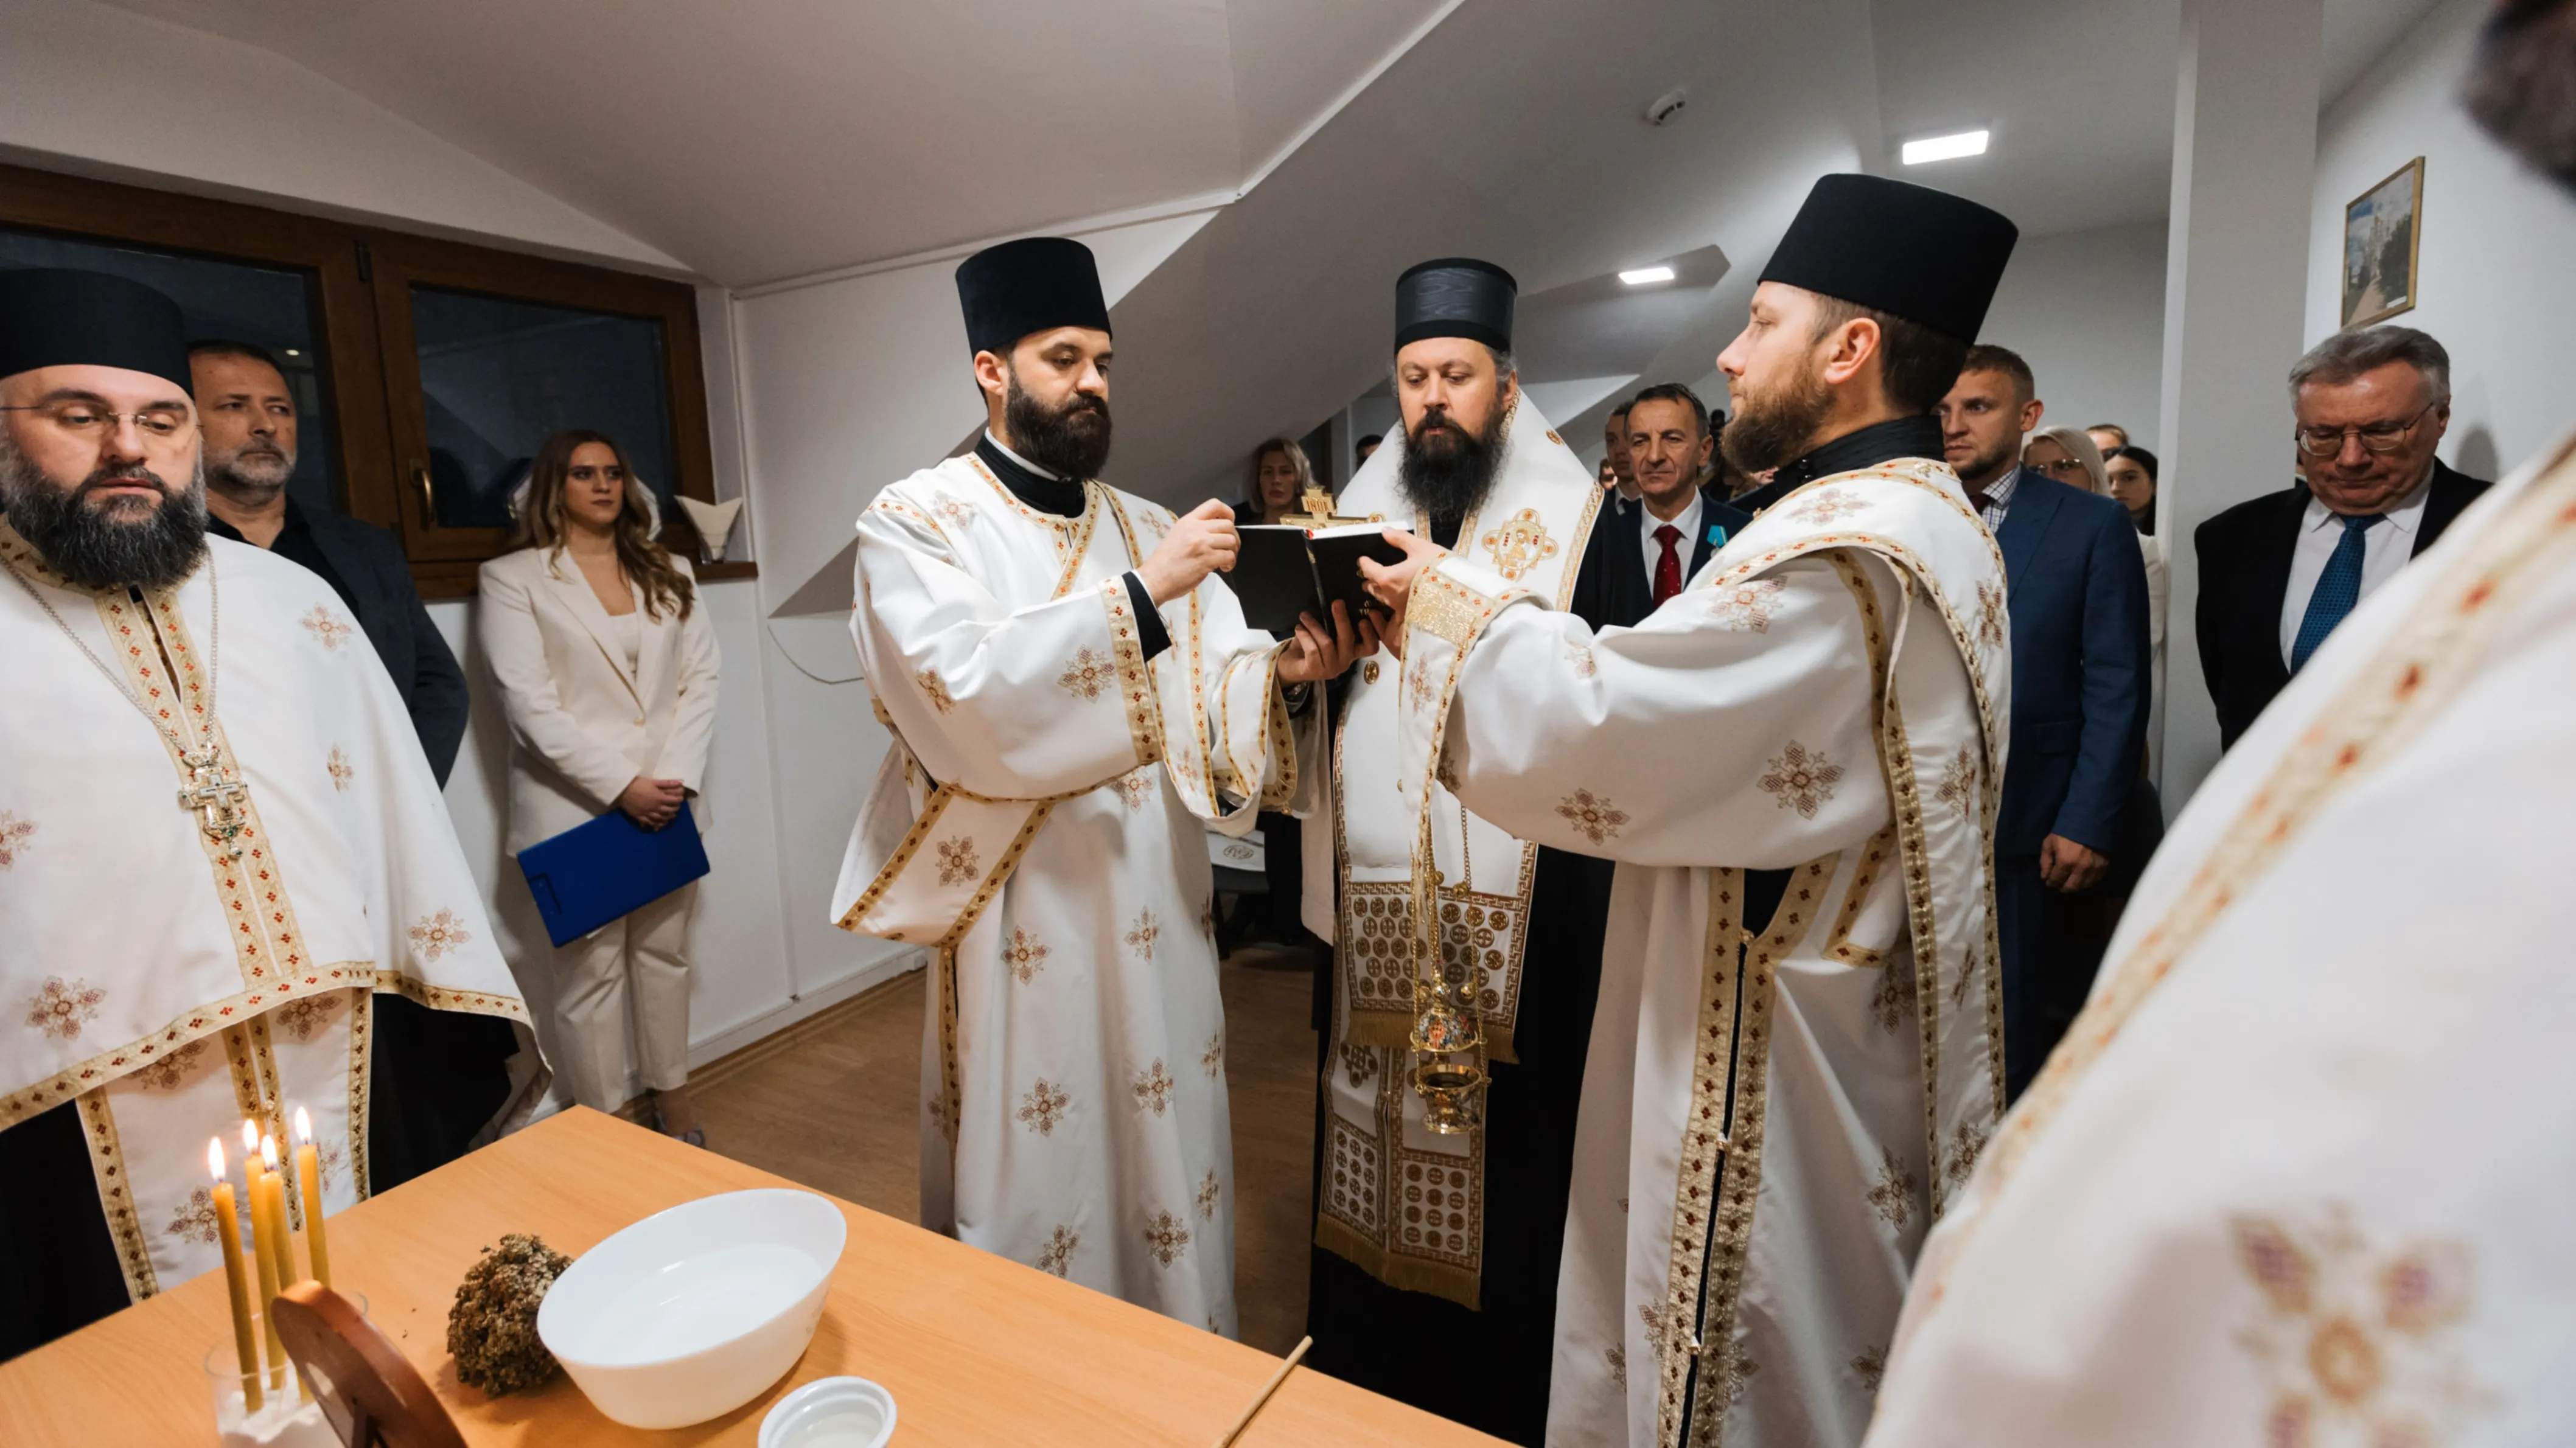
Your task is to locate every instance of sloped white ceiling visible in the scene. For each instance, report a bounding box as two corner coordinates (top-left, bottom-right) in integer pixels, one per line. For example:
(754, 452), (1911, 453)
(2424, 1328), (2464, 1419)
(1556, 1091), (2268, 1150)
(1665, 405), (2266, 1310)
(97, 0), (1450, 287)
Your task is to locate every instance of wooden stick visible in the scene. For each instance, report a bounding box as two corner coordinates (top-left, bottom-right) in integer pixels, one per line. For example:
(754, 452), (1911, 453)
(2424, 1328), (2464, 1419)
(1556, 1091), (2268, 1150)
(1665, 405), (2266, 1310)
(1211, 1335), (1311, 1448)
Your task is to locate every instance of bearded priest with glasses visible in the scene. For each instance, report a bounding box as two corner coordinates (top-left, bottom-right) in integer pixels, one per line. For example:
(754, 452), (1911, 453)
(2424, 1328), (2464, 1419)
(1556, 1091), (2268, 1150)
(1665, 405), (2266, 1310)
(0, 269), (540, 1359)
(832, 238), (1372, 1335)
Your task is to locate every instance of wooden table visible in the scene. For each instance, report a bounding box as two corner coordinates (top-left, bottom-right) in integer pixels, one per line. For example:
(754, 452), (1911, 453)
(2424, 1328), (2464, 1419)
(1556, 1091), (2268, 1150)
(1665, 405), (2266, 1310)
(0, 1108), (1502, 1446)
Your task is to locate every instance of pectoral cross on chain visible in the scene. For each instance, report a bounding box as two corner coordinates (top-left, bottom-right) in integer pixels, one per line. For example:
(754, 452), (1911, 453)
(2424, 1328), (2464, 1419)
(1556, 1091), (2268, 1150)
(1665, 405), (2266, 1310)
(177, 747), (248, 860)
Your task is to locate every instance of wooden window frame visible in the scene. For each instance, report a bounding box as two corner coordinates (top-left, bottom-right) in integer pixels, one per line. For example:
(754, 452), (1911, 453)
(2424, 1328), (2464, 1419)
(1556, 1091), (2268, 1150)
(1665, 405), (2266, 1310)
(0, 161), (750, 597)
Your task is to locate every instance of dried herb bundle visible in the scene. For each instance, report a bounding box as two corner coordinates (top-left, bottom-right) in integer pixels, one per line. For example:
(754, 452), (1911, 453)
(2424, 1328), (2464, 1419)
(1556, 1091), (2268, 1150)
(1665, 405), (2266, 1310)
(447, 1233), (574, 1395)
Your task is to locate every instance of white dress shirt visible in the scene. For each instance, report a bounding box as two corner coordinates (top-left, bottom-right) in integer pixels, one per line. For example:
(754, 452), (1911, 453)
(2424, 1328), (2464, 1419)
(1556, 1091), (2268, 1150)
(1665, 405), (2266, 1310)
(1639, 489), (1705, 590)
(2277, 469), (2432, 667)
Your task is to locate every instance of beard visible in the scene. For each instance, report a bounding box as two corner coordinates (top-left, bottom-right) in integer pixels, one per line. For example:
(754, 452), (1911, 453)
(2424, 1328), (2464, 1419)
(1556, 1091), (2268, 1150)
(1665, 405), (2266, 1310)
(1003, 370), (1112, 480)
(1396, 402), (1511, 522)
(206, 438), (296, 496)
(0, 433), (208, 591)
(1721, 355), (1834, 475)
(2465, 0), (2576, 191)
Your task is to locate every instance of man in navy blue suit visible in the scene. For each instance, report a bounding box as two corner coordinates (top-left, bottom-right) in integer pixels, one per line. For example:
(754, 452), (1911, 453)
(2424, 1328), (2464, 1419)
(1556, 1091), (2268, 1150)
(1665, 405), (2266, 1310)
(1585, 382), (1755, 628)
(1938, 344), (2151, 1098)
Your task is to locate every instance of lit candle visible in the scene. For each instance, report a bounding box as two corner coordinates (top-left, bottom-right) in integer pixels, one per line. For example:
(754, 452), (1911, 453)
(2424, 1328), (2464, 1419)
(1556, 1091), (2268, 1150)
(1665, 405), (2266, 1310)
(247, 1134), (287, 1393)
(209, 1138), (263, 1414)
(293, 1107), (330, 1289)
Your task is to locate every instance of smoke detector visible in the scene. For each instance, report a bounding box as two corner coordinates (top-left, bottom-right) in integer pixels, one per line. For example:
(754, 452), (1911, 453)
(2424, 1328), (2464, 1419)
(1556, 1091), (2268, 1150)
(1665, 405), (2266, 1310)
(1646, 88), (1688, 127)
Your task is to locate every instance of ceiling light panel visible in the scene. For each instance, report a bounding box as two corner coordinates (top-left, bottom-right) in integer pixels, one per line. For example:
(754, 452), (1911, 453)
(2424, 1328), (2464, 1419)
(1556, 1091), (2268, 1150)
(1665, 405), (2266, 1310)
(1901, 129), (1989, 165)
(1619, 266), (1677, 285)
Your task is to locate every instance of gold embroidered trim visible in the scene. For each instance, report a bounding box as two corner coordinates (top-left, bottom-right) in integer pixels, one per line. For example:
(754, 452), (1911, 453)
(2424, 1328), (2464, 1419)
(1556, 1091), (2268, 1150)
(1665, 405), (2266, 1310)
(1098, 576), (1165, 770)
(1, 959), (400, 1128)
(1409, 567), (1499, 646)
(346, 989), (374, 1202)
(1821, 824), (1896, 969)
(1663, 855), (1832, 1447)
(79, 1089), (158, 1303)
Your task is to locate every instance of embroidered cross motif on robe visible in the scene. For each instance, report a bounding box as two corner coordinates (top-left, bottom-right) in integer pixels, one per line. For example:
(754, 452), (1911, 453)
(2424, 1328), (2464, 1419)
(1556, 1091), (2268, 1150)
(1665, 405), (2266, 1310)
(1142, 1210), (1192, 1266)
(26, 976), (104, 1041)
(1001, 930), (1049, 983)
(1759, 741), (1846, 818)
(935, 837), (980, 886)
(1479, 507), (1560, 580)
(409, 909), (472, 962)
(0, 810), (37, 868)
(1017, 1079), (1070, 1135)
(1555, 789), (1629, 844)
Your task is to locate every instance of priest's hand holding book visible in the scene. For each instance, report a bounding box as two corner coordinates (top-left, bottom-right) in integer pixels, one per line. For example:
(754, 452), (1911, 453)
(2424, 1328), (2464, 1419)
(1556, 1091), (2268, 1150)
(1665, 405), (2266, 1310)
(1145, 497), (1381, 683)
(1358, 530), (1449, 660)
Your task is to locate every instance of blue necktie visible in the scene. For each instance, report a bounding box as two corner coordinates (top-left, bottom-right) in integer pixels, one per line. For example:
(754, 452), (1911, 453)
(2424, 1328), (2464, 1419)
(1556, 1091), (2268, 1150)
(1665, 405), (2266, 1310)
(2289, 513), (2384, 672)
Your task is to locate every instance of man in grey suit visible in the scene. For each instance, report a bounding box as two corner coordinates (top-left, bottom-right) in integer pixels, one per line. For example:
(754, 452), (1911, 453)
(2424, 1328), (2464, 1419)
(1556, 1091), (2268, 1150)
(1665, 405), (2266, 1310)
(189, 339), (470, 783)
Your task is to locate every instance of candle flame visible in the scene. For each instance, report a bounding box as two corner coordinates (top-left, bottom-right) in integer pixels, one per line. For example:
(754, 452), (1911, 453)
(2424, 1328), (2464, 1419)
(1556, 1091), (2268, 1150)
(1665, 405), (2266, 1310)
(208, 1136), (226, 1181)
(260, 1133), (279, 1171)
(243, 1119), (260, 1152)
(295, 1105), (313, 1144)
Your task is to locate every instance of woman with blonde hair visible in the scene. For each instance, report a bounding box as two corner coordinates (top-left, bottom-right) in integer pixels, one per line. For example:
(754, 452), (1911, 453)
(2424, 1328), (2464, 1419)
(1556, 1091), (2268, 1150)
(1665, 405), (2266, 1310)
(480, 429), (721, 1143)
(1237, 436), (1313, 526)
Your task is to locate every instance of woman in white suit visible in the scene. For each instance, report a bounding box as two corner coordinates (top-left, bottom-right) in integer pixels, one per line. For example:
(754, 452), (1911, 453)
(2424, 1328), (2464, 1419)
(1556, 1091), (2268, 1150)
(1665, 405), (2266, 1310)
(480, 430), (720, 1142)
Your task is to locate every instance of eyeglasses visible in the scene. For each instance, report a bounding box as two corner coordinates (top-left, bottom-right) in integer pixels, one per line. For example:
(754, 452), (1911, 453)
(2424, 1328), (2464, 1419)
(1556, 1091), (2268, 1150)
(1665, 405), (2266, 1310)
(2030, 458), (2092, 479)
(2295, 405), (2434, 458)
(0, 400), (197, 446)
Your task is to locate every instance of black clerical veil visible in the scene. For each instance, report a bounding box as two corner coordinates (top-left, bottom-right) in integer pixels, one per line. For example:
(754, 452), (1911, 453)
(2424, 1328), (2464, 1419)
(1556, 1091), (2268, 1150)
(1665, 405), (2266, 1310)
(1760, 174), (2019, 343)
(1393, 257), (1516, 353)
(0, 268), (192, 389)
(955, 237), (1112, 357)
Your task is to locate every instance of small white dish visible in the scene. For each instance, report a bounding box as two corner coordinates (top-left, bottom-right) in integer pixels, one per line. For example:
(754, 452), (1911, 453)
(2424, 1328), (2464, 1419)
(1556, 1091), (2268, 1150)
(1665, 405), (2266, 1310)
(759, 1376), (898, 1448)
(537, 1188), (847, 1429)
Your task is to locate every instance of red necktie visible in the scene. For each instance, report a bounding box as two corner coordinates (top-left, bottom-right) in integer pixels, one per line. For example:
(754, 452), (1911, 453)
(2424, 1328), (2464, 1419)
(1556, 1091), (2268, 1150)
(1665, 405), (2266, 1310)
(1653, 524), (1684, 604)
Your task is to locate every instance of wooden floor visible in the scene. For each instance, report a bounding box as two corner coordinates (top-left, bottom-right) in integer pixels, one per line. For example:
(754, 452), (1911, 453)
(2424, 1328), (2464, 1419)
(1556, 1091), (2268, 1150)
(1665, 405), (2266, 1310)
(691, 945), (1322, 1354)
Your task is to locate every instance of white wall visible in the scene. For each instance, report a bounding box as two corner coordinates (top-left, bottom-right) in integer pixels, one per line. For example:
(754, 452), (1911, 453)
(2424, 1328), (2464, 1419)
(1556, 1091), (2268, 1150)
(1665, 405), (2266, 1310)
(0, 0), (680, 271)
(1980, 221), (2171, 450)
(2307, 0), (2576, 481)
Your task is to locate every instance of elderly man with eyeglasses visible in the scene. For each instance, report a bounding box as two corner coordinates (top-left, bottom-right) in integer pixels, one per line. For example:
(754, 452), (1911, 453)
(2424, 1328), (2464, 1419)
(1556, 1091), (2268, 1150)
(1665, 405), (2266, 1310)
(2193, 325), (2491, 750)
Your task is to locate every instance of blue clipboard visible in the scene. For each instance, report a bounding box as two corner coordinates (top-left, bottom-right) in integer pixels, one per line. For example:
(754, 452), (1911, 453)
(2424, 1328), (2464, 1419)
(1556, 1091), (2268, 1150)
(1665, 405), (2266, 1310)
(517, 801), (711, 947)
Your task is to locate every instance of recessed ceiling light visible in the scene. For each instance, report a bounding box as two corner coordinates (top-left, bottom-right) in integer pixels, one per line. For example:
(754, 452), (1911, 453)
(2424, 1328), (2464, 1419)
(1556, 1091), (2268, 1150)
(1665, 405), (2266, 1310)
(1619, 266), (1677, 286)
(283, 348), (301, 357)
(1902, 129), (1989, 165)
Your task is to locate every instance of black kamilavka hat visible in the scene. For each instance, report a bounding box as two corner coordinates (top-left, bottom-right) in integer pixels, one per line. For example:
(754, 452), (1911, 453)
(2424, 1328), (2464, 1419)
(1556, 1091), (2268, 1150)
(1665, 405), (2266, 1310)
(0, 268), (192, 389)
(1394, 257), (1517, 354)
(955, 237), (1112, 357)
(1759, 175), (2019, 343)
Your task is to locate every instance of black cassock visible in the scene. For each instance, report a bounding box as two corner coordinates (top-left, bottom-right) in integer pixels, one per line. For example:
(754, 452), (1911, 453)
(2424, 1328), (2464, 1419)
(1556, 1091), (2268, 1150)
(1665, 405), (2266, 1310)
(0, 999), (517, 1361)
(1302, 507), (1623, 1447)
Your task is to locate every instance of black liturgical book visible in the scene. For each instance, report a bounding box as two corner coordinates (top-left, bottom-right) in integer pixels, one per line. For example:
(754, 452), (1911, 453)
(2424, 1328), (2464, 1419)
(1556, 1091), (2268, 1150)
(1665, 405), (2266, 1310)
(1223, 523), (1409, 637)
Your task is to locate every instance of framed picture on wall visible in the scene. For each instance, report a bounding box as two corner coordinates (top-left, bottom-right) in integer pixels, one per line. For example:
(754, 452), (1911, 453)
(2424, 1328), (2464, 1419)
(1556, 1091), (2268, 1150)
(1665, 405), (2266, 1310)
(2341, 156), (2424, 327)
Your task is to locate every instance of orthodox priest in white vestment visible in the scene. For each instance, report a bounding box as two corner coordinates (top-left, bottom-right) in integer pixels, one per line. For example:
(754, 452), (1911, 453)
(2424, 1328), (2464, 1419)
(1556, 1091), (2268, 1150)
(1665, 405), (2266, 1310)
(0, 270), (537, 1358)
(1363, 176), (2022, 1448)
(1301, 256), (1622, 1446)
(1866, 24), (2576, 1446)
(833, 238), (1367, 1335)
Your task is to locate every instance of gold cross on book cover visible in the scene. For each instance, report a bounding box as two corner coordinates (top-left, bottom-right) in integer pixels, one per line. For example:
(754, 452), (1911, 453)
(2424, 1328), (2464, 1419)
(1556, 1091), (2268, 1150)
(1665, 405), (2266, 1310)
(1279, 484), (1384, 529)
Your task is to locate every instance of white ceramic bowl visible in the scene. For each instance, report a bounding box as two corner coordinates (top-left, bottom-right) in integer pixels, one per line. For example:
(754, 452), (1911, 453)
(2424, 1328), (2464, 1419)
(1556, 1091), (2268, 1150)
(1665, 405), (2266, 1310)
(758, 1375), (897, 1448)
(537, 1188), (847, 1429)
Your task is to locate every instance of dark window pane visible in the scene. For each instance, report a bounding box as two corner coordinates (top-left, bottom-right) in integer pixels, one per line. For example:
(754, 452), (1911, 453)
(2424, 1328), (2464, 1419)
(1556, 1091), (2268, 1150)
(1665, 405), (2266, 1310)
(0, 231), (343, 518)
(410, 287), (675, 532)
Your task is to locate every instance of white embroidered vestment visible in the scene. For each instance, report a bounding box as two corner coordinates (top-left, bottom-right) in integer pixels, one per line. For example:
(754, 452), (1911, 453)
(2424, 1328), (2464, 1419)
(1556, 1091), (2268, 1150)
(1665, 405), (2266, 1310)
(832, 453), (1302, 1335)
(0, 524), (533, 1306)
(1397, 461), (2009, 1448)
(1864, 437), (2576, 1448)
